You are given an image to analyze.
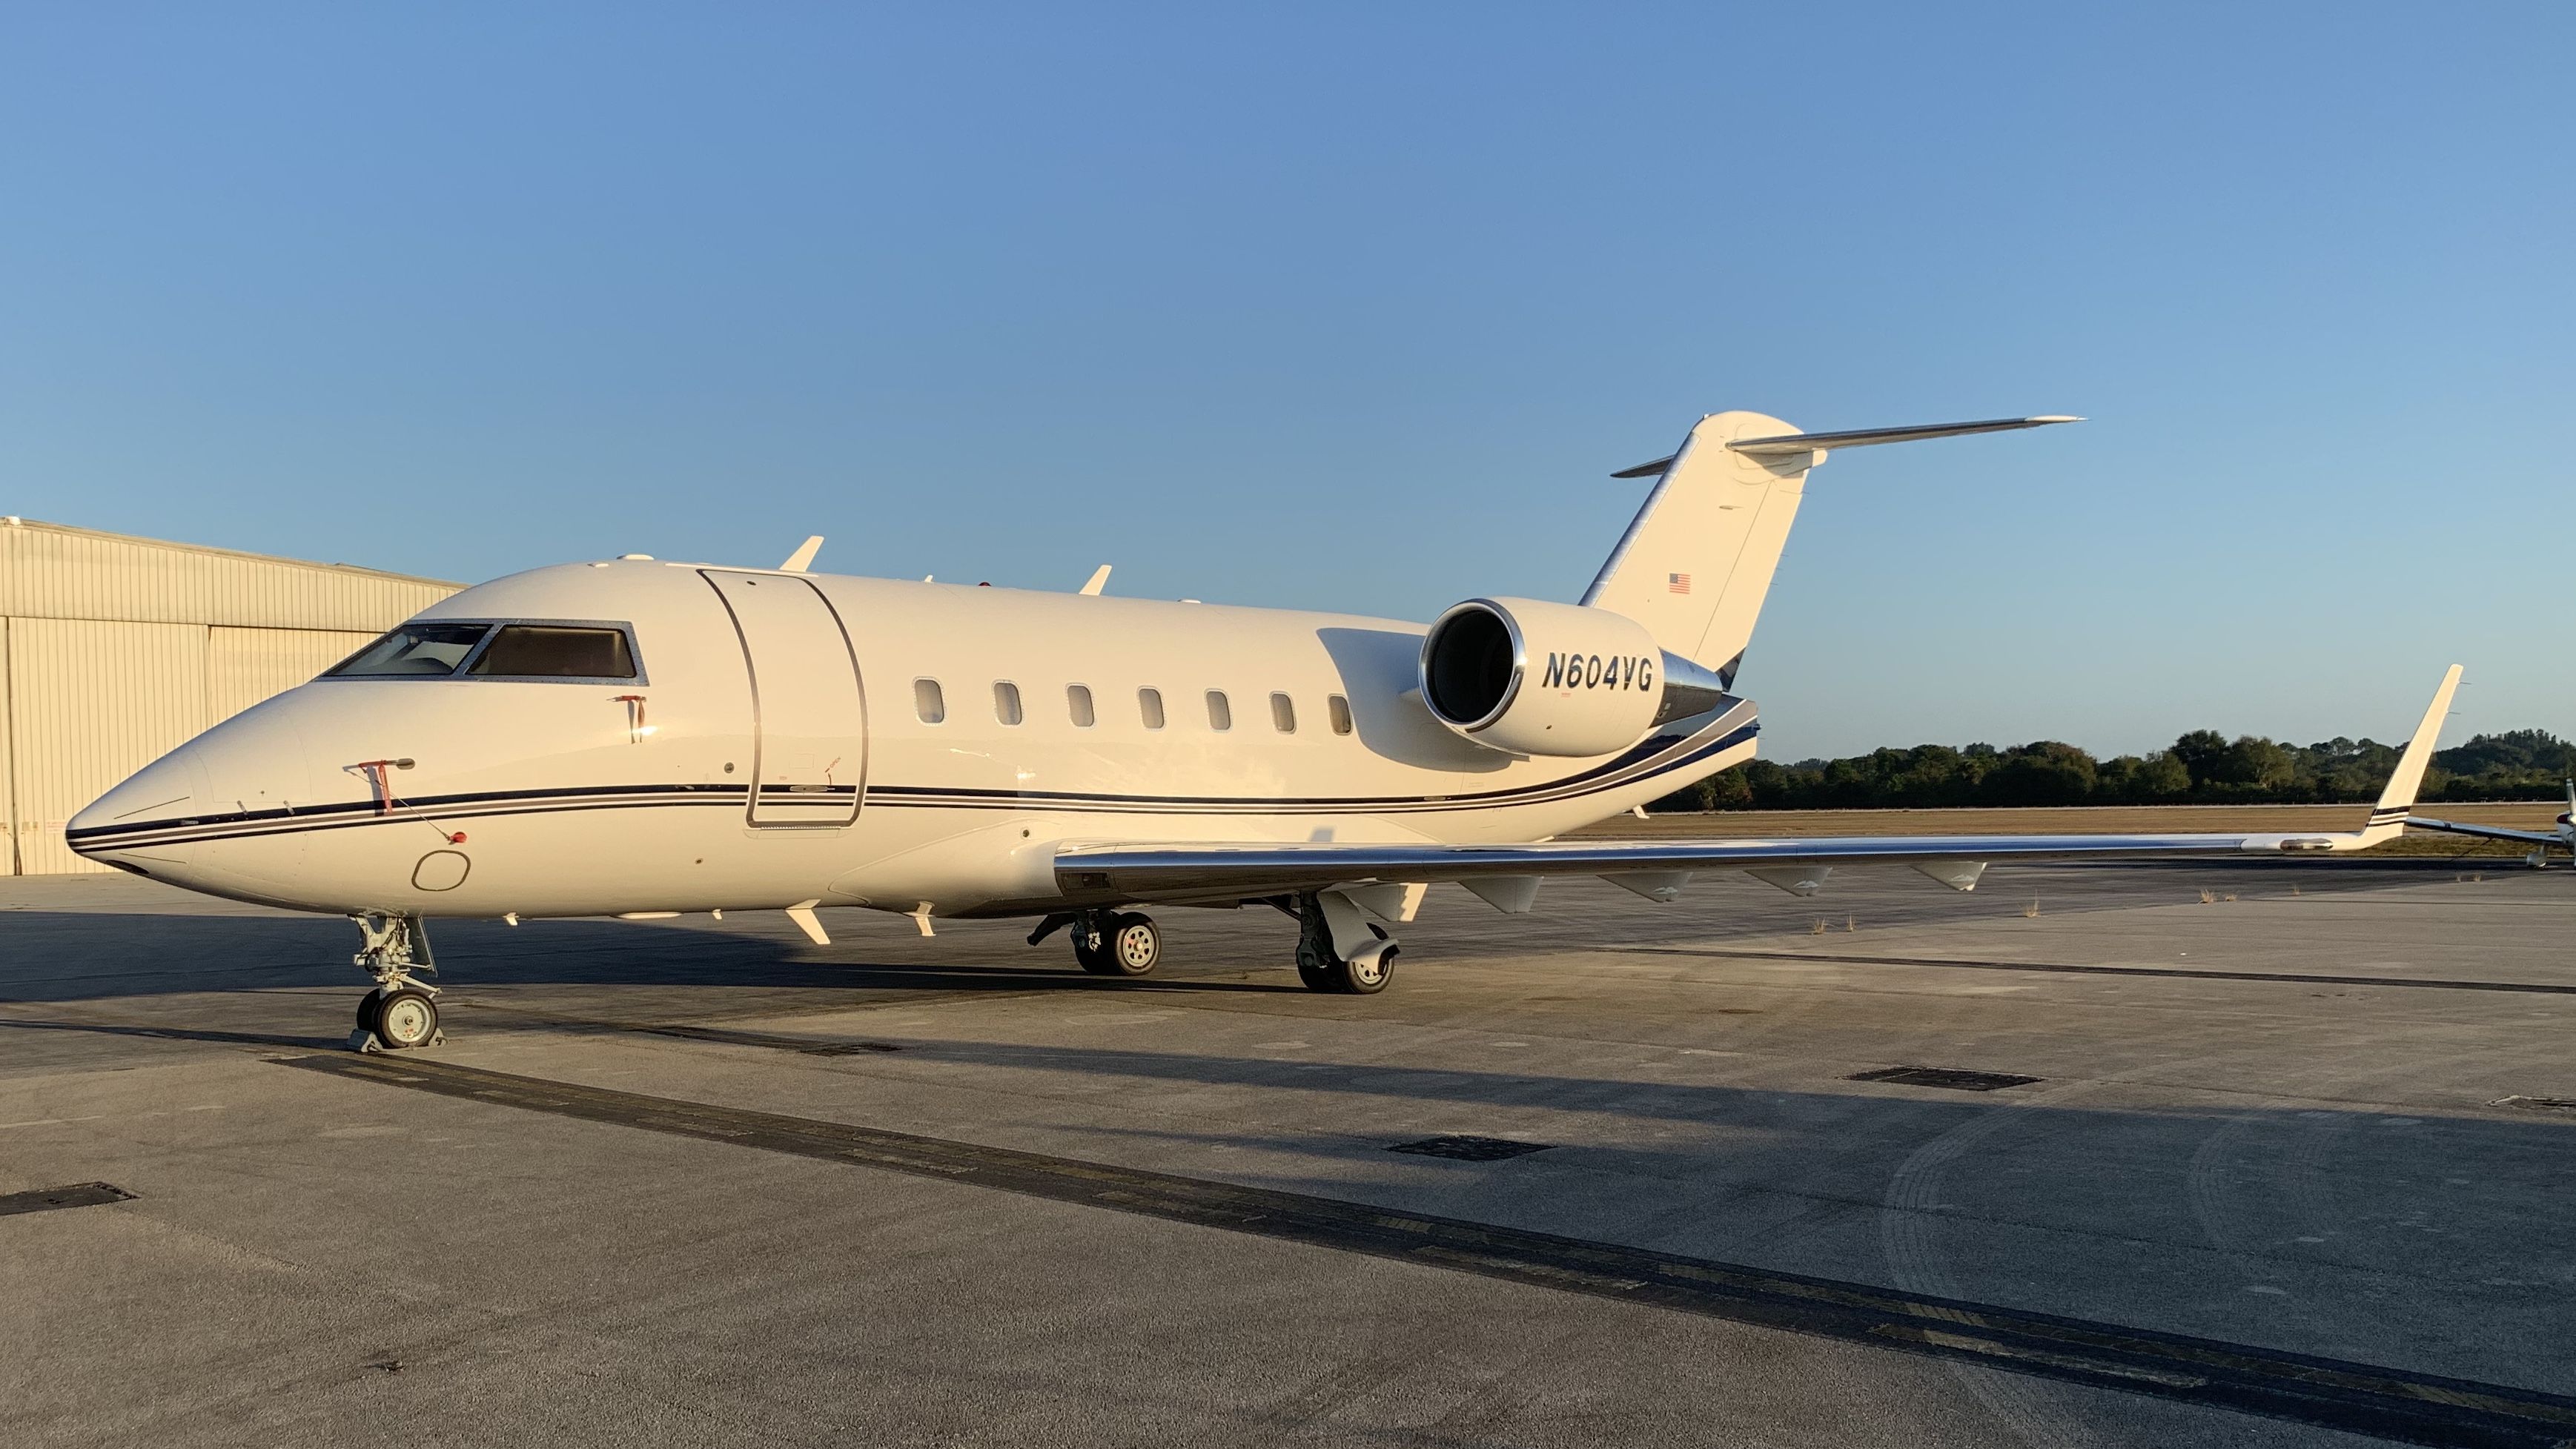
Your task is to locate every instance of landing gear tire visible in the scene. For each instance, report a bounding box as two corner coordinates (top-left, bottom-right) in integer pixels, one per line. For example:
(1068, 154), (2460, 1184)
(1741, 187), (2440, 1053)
(1066, 911), (1159, 983)
(1077, 912), (1160, 977)
(355, 991), (385, 1035)
(1294, 893), (1397, 994)
(373, 988), (440, 1050)
(1326, 941), (1397, 994)
(1109, 913), (1161, 975)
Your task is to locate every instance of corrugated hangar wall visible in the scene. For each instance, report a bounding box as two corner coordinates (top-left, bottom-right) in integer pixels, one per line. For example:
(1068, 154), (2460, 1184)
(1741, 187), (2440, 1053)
(1, 517), (460, 874)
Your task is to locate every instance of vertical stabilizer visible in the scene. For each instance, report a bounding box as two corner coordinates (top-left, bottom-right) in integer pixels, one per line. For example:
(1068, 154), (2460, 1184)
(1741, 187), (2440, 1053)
(1582, 411), (1813, 673)
(2357, 663), (2463, 843)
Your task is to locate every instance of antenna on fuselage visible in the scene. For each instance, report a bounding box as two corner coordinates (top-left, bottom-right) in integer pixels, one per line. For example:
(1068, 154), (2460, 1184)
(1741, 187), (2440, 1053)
(1079, 564), (1111, 596)
(779, 536), (824, 572)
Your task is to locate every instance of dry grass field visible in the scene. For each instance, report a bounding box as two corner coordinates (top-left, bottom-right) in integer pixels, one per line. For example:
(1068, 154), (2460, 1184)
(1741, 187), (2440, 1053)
(1580, 800), (2566, 855)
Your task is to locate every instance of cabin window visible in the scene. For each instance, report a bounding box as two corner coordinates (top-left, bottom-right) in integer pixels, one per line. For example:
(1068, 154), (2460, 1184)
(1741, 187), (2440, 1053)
(466, 625), (638, 680)
(1328, 694), (1354, 735)
(1067, 684), (1096, 727)
(328, 622), (493, 677)
(993, 681), (1023, 726)
(1270, 692), (1296, 734)
(1205, 690), (1232, 731)
(1138, 688), (1165, 729)
(914, 678), (946, 724)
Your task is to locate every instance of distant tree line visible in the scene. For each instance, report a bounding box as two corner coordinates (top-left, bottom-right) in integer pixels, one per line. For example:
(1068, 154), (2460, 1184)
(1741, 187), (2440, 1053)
(1653, 728), (2576, 812)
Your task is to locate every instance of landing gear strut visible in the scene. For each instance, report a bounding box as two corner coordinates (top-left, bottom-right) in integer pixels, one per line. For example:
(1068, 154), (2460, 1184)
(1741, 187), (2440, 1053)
(1296, 892), (1397, 994)
(350, 912), (442, 1052)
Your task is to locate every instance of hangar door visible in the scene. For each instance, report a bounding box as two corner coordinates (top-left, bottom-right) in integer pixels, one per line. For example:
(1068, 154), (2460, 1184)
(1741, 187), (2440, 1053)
(701, 571), (866, 826)
(8, 618), (210, 874)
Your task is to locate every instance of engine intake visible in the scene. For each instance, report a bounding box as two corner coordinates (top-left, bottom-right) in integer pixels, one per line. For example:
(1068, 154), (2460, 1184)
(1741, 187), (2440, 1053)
(1420, 597), (1727, 757)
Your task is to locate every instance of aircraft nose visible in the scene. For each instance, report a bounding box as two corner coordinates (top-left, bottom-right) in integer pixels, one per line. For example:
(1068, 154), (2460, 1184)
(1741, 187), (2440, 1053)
(69, 695), (319, 890)
(67, 746), (212, 869)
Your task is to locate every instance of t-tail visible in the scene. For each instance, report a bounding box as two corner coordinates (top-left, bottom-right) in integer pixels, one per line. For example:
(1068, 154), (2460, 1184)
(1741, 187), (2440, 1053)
(1583, 413), (2080, 679)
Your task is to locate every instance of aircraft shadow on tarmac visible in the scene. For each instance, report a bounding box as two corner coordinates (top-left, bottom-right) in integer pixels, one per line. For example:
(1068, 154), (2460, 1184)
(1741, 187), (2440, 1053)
(0, 909), (1308, 1007)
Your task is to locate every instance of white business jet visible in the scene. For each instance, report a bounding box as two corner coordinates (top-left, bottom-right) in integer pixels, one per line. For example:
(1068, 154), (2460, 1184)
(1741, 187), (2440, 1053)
(70, 411), (2461, 1052)
(2406, 781), (2576, 866)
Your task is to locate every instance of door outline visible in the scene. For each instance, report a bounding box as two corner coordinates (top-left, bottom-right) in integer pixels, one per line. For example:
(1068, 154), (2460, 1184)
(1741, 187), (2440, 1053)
(699, 570), (867, 829)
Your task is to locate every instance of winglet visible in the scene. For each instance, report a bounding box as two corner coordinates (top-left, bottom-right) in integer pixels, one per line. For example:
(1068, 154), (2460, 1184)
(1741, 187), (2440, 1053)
(2355, 664), (2463, 845)
(1079, 564), (1111, 596)
(780, 536), (824, 573)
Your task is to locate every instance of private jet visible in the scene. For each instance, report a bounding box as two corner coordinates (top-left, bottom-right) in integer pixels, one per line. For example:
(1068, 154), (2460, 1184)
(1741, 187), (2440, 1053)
(68, 410), (2462, 1051)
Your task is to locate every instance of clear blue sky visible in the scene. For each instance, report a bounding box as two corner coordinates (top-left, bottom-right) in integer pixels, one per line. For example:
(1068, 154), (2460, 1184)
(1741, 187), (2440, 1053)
(5, 4), (2567, 760)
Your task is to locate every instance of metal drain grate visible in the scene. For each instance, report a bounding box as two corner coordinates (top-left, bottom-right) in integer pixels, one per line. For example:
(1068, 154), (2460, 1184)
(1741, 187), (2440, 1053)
(0, 1182), (137, 1218)
(1847, 1067), (2042, 1092)
(1388, 1135), (1552, 1162)
(2491, 1095), (2576, 1113)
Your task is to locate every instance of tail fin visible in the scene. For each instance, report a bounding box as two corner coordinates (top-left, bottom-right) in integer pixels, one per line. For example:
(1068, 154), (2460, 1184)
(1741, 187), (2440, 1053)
(1582, 412), (2079, 672)
(2357, 663), (2463, 845)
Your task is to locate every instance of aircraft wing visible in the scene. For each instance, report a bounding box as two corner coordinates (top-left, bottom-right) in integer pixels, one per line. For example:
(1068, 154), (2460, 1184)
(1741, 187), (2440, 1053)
(2403, 818), (2558, 846)
(1059, 829), (2352, 902)
(1057, 666), (2464, 906)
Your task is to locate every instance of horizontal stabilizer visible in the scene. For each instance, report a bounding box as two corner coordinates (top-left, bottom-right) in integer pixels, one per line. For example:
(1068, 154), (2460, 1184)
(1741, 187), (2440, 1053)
(1610, 416), (2080, 476)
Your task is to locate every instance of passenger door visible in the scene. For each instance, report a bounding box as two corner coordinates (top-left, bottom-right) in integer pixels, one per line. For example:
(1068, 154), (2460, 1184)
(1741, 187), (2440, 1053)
(700, 571), (865, 827)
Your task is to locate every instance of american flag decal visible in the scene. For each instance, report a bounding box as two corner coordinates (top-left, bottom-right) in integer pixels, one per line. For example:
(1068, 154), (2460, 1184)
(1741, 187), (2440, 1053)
(1668, 572), (1692, 594)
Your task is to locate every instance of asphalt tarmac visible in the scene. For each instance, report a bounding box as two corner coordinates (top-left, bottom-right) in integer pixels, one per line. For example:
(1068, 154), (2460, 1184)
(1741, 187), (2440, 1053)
(4, 856), (2572, 1448)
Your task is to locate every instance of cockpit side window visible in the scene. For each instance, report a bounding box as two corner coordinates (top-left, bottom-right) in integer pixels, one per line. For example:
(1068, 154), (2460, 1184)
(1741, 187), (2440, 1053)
(326, 623), (494, 677)
(467, 626), (639, 680)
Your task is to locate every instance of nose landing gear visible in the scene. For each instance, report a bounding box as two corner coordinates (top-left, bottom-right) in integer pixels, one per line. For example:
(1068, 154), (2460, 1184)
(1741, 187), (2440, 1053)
(349, 912), (442, 1052)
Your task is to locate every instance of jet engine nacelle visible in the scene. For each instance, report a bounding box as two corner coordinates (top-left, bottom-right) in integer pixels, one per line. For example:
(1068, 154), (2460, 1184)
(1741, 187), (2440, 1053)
(1419, 597), (1727, 757)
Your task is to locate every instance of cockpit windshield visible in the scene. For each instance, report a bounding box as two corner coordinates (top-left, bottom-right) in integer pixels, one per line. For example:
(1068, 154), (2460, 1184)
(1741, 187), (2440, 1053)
(327, 623), (494, 677)
(468, 626), (636, 679)
(323, 620), (643, 681)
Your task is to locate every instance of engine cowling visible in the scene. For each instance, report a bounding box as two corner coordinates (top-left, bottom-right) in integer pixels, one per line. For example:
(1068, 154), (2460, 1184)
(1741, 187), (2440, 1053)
(1418, 597), (1726, 757)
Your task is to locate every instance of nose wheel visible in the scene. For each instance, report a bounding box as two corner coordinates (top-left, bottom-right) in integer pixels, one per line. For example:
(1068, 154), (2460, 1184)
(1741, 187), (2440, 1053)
(348, 912), (443, 1052)
(357, 987), (441, 1050)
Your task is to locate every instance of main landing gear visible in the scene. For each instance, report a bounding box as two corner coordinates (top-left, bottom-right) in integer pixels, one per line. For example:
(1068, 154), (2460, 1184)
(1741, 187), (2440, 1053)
(349, 912), (442, 1052)
(1030, 892), (1402, 994)
(1031, 909), (1162, 978)
(1294, 891), (1397, 994)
